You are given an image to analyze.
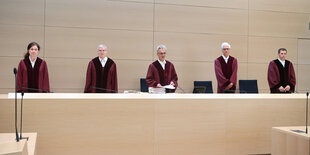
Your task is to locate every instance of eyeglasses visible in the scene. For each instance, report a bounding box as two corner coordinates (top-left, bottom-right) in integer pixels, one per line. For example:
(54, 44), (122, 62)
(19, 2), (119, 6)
(222, 48), (230, 51)
(158, 52), (166, 55)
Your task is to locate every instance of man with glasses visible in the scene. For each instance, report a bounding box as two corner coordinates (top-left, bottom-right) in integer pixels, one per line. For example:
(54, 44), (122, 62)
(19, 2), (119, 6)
(214, 42), (238, 93)
(84, 44), (118, 93)
(146, 44), (178, 93)
(267, 48), (296, 93)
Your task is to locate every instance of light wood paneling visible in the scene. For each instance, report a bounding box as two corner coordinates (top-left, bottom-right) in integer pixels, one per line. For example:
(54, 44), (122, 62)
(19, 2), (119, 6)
(154, 32), (248, 62)
(45, 58), (89, 91)
(45, 0), (154, 31)
(227, 100), (305, 155)
(247, 63), (269, 92)
(173, 61), (215, 93)
(249, 10), (310, 38)
(0, 94), (306, 154)
(155, 100), (227, 155)
(298, 39), (310, 65)
(45, 27), (153, 60)
(0, 25), (44, 57)
(250, 0), (310, 13)
(0, 57), (29, 89)
(297, 64), (310, 91)
(155, 0), (248, 9)
(0, 0), (44, 25)
(154, 4), (248, 35)
(107, 0), (153, 3)
(117, 60), (151, 91)
(22, 99), (154, 155)
(248, 37), (297, 63)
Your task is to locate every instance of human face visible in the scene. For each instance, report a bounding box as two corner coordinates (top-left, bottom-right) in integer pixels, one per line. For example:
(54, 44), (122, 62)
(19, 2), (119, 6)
(157, 48), (166, 61)
(98, 47), (107, 59)
(278, 50), (287, 61)
(222, 45), (230, 57)
(28, 45), (39, 59)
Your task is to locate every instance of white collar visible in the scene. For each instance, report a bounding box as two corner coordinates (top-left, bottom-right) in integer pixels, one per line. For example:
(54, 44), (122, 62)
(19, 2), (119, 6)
(278, 58), (285, 67)
(222, 55), (229, 63)
(99, 56), (107, 62)
(99, 56), (108, 67)
(29, 56), (37, 68)
(157, 59), (166, 70)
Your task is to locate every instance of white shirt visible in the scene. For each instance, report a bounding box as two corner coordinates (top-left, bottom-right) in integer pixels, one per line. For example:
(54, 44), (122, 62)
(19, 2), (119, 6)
(278, 58), (285, 67)
(99, 57), (108, 67)
(29, 56), (37, 68)
(157, 59), (166, 70)
(222, 55), (229, 64)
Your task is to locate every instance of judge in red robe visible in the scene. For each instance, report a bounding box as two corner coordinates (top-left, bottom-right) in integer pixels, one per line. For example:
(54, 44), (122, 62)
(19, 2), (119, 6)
(17, 42), (50, 93)
(268, 48), (296, 93)
(214, 42), (238, 93)
(84, 44), (118, 93)
(146, 45), (178, 93)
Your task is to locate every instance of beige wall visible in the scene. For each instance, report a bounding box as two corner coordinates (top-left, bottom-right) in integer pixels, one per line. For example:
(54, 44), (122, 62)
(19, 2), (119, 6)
(0, 0), (309, 93)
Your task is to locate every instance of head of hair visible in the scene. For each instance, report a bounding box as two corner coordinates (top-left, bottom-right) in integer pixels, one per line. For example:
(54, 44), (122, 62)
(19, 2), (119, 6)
(221, 42), (231, 49)
(278, 48), (287, 54)
(156, 44), (167, 53)
(97, 44), (108, 51)
(24, 42), (40, 59)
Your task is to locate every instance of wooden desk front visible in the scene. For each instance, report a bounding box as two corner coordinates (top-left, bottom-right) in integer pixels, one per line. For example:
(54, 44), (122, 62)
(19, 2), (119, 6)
(0, 93), (307, 155)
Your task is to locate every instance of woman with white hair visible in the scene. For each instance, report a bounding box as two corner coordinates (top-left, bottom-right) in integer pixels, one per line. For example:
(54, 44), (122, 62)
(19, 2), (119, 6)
(214, 42), (238, 93)
(146, 45), (178, 93)
(84, 44), (118, 93)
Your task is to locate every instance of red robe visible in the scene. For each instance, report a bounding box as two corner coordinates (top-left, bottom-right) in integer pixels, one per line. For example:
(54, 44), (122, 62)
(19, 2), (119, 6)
(17, 57), (50, 93)
(267, 59), (296, 93)
(84, 57), (118, 93)
(214, 56), (238, 93)
(146, 60), (178, 93)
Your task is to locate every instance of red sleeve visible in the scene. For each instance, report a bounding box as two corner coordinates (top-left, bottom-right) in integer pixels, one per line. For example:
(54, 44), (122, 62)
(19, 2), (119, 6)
(84, 61), (94, 93)
(229, 58), (238, 86)
(110, 63), (118, 93)
(170, 63), (178, 88)
(146, 64), (158, 87)
(214, 59), (229, 87)
(42, 61), (50, 92)
(267, 61), (280, 89)
(17, 60), (24, 92)
(289, 63), (296, 88)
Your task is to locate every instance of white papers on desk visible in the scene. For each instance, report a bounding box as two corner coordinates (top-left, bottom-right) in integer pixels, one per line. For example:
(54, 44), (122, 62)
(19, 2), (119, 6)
(163, 85), (175, 89)
(148, 87), (165, 94)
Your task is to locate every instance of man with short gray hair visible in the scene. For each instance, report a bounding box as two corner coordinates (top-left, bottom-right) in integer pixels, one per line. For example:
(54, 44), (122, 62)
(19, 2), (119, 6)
(146, 45), (178, 93)
(214, 42), (238, 93)
(84, 44), (118, 93)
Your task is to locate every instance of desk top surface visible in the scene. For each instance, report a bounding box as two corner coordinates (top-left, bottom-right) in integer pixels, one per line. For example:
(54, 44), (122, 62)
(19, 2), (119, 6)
(0, 93), (307, 100)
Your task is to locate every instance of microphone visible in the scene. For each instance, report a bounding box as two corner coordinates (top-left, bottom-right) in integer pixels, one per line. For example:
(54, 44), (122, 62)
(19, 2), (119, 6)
(13, 68), (19, 142)
(19, 91), (28, 140)
(90, 86), (117, 93)
(19, 86), (51, 93)
(306, 92), (309, 134)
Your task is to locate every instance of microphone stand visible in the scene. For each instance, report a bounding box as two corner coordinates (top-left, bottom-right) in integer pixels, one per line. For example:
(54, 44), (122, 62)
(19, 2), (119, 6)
(306, 92), (309, 134)
(90, 86), (117, 93)
(14, 68), (20, 142)
(19, 86), (51, 93)
(19, 91), (29, 140)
